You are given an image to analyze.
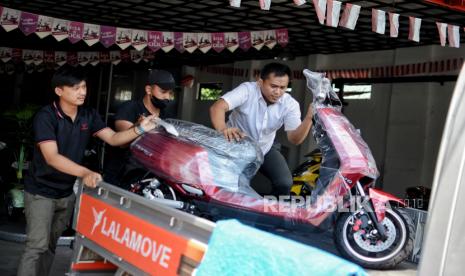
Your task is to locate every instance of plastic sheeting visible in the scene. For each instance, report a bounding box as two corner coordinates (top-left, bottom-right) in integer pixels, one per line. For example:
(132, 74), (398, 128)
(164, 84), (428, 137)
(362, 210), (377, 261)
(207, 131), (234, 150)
(196, 219), (367, 276)
(131, 119), (263, 193)
(130, 69), (379, 228)
(304, 69), (379, 203)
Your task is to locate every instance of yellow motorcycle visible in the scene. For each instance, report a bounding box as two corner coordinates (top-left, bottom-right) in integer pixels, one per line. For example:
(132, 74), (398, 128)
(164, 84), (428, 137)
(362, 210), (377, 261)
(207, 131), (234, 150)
(290, 149), (321, 196)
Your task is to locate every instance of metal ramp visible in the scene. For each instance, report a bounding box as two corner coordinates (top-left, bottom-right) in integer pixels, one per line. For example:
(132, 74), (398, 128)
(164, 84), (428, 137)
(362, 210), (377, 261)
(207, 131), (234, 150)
(69, 180), (215, 276)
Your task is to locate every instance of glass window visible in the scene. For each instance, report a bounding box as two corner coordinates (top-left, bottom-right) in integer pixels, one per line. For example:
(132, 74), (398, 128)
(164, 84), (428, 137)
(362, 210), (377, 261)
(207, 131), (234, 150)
(333, 84), (372, 100)
(198, 83), (223, 100)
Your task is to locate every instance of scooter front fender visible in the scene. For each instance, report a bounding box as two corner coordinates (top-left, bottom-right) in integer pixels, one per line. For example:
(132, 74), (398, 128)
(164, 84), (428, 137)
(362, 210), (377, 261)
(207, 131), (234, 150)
(368, 188), (405, 222)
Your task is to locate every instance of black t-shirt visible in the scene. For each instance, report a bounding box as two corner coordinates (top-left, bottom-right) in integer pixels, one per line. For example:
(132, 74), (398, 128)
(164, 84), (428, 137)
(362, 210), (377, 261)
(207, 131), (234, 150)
(25, 101), (107, 198)
(103, 100), (174, 186)
(114, 99), (174, 122)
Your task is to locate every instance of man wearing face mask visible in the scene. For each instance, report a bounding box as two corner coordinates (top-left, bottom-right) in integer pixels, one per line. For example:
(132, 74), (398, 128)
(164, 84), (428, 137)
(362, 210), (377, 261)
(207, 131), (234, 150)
(103, 69), (176, 187)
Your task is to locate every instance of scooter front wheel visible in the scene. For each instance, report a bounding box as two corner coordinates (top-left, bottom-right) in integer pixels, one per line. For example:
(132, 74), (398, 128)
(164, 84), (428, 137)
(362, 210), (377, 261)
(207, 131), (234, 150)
(334, 208), (414, 269)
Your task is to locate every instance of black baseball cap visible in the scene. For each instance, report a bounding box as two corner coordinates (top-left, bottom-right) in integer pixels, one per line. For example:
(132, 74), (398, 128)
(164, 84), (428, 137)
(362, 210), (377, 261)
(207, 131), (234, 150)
(147, 69), (175, 90)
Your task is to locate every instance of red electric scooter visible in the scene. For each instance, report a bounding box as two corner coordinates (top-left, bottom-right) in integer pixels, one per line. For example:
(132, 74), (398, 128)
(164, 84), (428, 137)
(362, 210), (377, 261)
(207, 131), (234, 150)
(127, 69), (414, 269)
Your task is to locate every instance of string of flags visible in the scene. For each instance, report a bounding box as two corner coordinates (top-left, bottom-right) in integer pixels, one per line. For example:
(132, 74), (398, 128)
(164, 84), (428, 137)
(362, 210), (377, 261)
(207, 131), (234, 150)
(200, 57), (463, 80)
(0, 47), (164, 69)
(0, 5), (289, 53)
(231, 0), (463, 48)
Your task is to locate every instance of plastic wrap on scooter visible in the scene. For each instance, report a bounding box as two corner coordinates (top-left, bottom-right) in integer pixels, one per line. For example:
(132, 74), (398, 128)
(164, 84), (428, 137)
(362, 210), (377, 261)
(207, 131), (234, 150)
(130, 119), (263, 193)
(130, 70), (380, 230)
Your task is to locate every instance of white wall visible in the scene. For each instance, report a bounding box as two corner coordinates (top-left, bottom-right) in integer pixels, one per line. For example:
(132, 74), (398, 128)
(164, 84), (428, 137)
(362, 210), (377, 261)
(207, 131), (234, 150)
(180, 44), (463, 197)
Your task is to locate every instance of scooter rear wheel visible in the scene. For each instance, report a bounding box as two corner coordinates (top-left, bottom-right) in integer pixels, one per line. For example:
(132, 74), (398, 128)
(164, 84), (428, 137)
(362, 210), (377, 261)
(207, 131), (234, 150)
(334, 208), (414, 269)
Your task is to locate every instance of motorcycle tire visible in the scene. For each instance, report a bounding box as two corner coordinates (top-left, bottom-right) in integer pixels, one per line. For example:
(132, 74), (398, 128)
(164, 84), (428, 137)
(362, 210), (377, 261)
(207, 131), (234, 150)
(334, 208), (414, 269)
(5, 195), (23, 221)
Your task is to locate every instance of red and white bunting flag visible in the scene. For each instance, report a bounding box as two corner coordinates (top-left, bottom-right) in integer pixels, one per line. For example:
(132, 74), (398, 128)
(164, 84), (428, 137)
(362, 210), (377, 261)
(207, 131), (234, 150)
(1, 7), (21, 32)
(23, 49), (34, 65)
(251, 31), (265, 50)
(198, 33), (212, 53)
(115, 28), (132, 49)
(326, 0), (341, 28)
(89, 52), (99, 66)
(436, 22), (447, 47)
(338, 3), (360, 30)
(99, 52), (110, 63)
(55, 51), (67, 66)
(68, 21), (84, 44)
(32, 50), (43, 65)
(259, 0), (271, 10)
(67, 52), (78, 66)
(110, 51), (121, 65)
(312, 0), (327, 25)
(388, 13), (399, 38)
(276, 28), (289, 47)
(0, 47), (12, 62)
(143, 49), (155, 62)
(175, 32), (185, 53)
(183, 33), (198, 53)
(448, 24), (460, 48)
(372, 9), (385, 34)
(293, 0), (306, 6)
(35, 15), (53, 38)
(212, 32), (225, 53)
(83, 23), (100, 46)
(19, 12), (39, 36)
(131, 29), (148, 51)
(78, 52), (90, 66)
(130, 49), (143, 63)
(44, 50), (54, 63)
(230, 0), (241, 8)
(408, 17), (421, 42)
(52, 18), (69, 41)
(225, 32), (239, 52)
(264, 29), (277, 49)
(161, 32), (174, 53)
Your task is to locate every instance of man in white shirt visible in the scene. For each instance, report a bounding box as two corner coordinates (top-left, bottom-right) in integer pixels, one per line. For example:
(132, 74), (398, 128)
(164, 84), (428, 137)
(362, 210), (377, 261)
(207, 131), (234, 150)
(210, 63), (313, 196)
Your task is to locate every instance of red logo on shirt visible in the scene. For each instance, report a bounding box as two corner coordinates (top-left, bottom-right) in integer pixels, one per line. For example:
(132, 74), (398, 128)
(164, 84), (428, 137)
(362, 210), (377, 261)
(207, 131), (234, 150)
(80, 123), (89, 131)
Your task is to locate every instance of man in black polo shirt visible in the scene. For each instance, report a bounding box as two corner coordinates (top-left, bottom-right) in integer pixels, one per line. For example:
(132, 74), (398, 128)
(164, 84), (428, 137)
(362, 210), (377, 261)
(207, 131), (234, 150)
(17, 66), (158, 276)
(104, 69), (176, 187)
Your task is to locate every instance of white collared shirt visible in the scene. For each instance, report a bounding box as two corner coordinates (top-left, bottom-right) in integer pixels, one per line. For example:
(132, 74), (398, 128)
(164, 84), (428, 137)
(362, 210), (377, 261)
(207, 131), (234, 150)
(221, 81), (301, 155)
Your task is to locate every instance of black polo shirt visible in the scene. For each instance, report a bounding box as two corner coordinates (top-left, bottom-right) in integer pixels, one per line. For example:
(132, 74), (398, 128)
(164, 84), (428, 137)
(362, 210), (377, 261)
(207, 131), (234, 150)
(114, 99), (174, 122)
(25, 101), (107, 199)
(103, 99), (174, 186)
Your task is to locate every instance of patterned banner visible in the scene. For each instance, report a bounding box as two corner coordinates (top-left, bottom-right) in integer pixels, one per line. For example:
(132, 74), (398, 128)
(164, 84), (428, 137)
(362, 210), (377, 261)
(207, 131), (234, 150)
(1, 7), (21, 32)
(116, 27), (132, 50)
(52, 18), (69, 41)
(69, 21), (84, 44)
(183, 33), (198, 53)
(132, 29), (148, 51)
(148, 31), (162, 52)
(276, 28), (289, 47)
(251, 31), (265, 50)
(100, 26), (116, 48)
(19, 12), (38, 36)
(212, 32), (225, 53)
(225, 32), (239, 52)
(264, 30), (277, 49)
(161, 32), (174, 53)
(83, 23), (100, 46)
(239, 31), (251, 51)
(35, 15), (52, 38)
(175, 32), (185, 53)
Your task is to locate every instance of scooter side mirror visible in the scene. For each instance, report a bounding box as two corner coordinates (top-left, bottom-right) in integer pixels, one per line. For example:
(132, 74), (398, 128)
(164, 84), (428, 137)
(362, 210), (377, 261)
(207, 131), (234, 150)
(0, 141), (6, 151)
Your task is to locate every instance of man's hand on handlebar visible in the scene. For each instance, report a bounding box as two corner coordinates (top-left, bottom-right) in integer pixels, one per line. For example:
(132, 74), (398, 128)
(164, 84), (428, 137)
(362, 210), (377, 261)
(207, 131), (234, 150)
(82, 171), (102, 188)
